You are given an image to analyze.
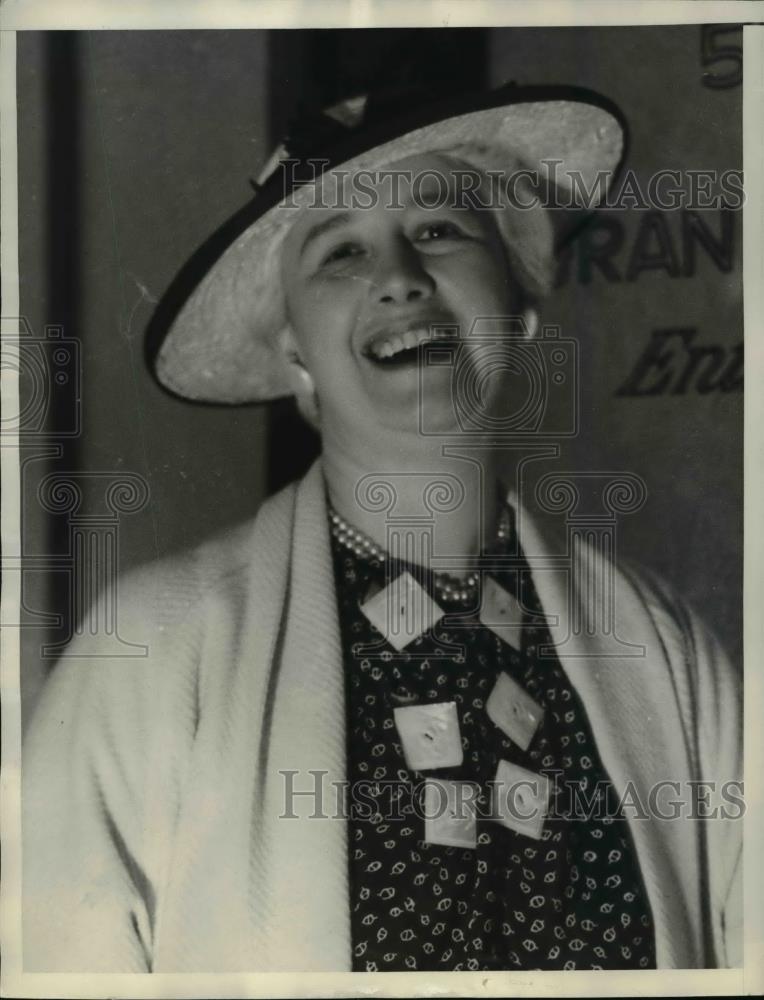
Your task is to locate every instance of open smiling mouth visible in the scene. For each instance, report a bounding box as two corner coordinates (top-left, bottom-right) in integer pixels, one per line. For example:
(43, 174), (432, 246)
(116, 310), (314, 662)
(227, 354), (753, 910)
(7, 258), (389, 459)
(362, 325), (458, 367)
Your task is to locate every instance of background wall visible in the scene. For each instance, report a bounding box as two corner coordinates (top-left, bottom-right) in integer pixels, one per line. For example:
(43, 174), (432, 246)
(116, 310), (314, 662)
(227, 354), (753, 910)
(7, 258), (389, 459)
(18, 30), (274, 725)
(489, 26), (743, 661)
(17, 25), (742, 728)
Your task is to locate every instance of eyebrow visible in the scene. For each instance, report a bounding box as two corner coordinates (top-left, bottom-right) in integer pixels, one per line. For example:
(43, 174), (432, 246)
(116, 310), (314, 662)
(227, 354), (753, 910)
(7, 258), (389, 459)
(299, 211), (353, 257)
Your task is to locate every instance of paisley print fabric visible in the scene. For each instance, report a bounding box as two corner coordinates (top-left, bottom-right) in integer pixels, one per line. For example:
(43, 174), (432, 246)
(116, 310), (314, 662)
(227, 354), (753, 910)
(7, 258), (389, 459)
(330, 513), (657, 972)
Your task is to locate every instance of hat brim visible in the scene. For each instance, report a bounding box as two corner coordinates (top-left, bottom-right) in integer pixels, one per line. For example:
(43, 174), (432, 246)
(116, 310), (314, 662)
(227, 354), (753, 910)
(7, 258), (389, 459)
(149, 86), (626, 405)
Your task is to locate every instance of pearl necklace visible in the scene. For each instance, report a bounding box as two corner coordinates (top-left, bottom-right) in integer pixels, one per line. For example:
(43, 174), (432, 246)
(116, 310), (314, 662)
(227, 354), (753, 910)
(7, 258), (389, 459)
(329, 505), (511, 605)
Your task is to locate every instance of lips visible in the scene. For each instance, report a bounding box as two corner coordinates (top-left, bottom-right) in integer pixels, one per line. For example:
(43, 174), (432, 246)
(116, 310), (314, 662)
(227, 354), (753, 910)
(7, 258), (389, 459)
(362, 318), (458, 365)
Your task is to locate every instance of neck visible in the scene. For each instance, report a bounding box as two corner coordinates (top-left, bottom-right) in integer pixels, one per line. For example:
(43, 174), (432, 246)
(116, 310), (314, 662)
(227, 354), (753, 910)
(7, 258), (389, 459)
(322, 431), (505, 573)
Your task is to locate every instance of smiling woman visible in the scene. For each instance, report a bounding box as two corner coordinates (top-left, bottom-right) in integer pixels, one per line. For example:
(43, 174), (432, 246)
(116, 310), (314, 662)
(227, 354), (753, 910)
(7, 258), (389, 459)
(22, 81), (741, 974)
(277, 153), (531, 447)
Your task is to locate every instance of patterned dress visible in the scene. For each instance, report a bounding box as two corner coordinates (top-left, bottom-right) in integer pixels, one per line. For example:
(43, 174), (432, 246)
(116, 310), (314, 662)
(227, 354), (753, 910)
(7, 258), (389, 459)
(330, 510), (657, 972)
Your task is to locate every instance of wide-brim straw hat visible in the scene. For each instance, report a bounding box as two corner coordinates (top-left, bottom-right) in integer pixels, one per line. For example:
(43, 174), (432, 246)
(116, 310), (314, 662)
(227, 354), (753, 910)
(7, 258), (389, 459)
(148, 83), (626, 404)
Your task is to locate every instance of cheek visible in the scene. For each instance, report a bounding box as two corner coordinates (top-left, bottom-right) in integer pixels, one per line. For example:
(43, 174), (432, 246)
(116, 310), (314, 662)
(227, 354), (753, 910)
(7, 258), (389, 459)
(449, 267), (514, 323)
(286, 301), (359, 393)
(439, 249), (512, 303)
(296, 279), (359, 325)
(287, 286), (350, 351)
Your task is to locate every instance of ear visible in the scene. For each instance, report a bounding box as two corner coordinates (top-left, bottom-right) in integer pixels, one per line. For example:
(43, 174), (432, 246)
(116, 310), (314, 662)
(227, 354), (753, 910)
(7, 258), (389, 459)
(275, 325), (321, 428)
(276, 325), (313, 391)
(521, 306), (539, 340)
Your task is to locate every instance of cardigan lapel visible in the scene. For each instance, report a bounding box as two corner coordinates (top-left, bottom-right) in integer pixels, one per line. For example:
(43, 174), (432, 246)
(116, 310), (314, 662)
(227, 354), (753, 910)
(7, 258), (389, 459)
(512, 492), (704, 967)
(255, 461), (352, 970)
(155, 478), (302, 971)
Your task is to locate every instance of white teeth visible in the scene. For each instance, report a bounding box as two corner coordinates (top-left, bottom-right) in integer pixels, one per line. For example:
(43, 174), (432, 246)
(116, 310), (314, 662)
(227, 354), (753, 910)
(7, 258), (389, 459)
(367, 326), (434, 360)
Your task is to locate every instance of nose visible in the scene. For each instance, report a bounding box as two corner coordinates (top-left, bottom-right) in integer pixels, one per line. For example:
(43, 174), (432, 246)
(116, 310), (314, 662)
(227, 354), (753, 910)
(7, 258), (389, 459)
(372, 239), (435, 305)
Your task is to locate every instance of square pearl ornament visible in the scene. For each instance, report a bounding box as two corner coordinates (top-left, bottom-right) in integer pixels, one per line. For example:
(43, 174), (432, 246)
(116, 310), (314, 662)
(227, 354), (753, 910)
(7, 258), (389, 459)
(423, 778), (478, 849)
(486, 671), (544, 751)
(393, 701), (463, 771)
(490, 759), (551, 840)
(478, 575), (524, 650)
(360, 571), (443, 651)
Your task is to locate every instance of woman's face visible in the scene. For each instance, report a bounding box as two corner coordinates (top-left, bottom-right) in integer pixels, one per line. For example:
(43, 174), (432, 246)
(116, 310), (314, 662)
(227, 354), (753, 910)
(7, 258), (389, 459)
(279, 152), (527, 442)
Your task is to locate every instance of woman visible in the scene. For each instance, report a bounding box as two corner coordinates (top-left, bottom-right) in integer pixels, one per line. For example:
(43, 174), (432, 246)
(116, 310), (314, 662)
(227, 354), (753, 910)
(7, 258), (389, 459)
(23, 83), (741, 972)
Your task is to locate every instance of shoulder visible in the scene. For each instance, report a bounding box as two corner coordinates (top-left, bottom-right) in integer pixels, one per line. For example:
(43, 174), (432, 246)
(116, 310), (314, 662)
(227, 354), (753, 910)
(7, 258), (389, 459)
(617, 557), (736, 674)
(32, 471), (303, 708)
(617, 558), (696, 653)
(26, 513), (264, 738)
(616, 557), (740, 766)
(617, 556), (737, 686)
(101, 473), (300, 636)
(113, 515), (261, 631)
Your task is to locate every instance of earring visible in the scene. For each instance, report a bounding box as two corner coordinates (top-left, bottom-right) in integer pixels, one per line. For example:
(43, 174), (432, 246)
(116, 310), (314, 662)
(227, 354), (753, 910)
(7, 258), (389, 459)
(289, 358), (320, 426)
(292, 363), (315, 397)
(522, 309), (539, 340)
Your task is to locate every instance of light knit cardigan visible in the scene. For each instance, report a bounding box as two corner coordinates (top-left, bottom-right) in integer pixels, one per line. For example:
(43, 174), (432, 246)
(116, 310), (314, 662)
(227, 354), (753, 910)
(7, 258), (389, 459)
(22, 460), (742, 972)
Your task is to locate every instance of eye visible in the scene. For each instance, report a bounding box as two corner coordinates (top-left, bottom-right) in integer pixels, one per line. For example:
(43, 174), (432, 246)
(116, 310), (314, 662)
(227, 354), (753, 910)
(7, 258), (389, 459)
(416, 220), (466, 242)
(321, 242), (364, 266)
